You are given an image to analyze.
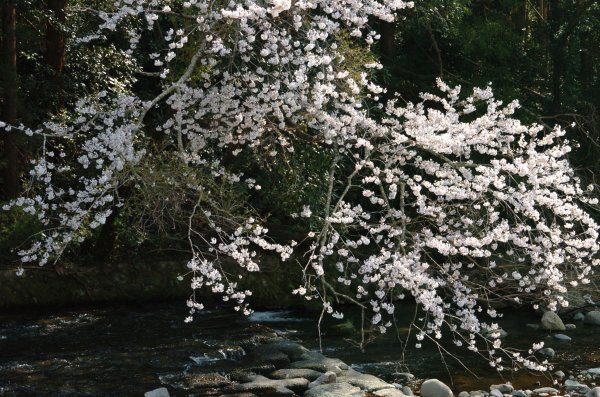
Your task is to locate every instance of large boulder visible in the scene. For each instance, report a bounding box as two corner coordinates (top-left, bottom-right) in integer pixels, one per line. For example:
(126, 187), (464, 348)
(584, 311), (600, 325)
(271, 368), (324, 381)
(308, 371), (337, 389)
(420, 379), (454, 397)
(289, 352), (349, 374)
(304, 382), (366, 397)
(541, 311), (566, 331)
(228, 374), (308, 395)
(338, 369), (394, 392)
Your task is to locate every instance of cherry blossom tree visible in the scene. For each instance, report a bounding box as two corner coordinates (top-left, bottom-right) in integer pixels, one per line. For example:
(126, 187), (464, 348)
(3, 0), (599, 371)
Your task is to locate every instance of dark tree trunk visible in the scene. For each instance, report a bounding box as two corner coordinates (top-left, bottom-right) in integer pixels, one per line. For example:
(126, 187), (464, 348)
(92, 208), (119, 262)
(45, 0), (67, 74)
(379, 20), (396, 67)
(579, 31), (593, 86)
(548, 0), (564, 115)
(511, 0), (528, 39)
(2, 0), (19, 199)
(379, 20), (396, 100)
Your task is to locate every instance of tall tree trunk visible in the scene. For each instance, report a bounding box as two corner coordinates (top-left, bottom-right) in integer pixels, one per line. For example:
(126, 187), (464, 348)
(379, 20), (395, 100)
(579, 31), (593, 86)
(2, 0), (19, 199)
(379, 20), (395, 67)
(548, 0), (564, 116)
(45, 0), (67, 74)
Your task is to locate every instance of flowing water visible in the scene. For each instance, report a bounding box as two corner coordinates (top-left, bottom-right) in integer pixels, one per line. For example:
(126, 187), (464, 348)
(0, 301), (599, 396)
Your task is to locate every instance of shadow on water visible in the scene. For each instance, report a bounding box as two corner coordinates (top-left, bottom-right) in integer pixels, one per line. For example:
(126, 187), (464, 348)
(0, 301), (599, 396)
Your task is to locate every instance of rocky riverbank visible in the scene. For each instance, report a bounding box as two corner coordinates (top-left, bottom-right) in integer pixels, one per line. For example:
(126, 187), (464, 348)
(142, 324), (600, 397)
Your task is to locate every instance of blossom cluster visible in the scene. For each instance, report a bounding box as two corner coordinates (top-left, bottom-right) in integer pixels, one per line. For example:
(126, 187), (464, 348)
(4, 0), (598, 371)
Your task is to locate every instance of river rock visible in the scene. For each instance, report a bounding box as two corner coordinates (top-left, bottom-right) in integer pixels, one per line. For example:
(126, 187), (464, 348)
(374, 388), (410, 397)
(512, 390), (527, 397)
(554, 371), (565, 379)
(309, 371), (337, 389)
(532, 387), (558, 395)
(290, 352), (349, 374)
(394, 372), (415, 383)
(564, 379), (590, 393)
(338, 369), (394, 392)
(490, 389), (503, 397)
(271, 368), (324, 381)
(144, 388), (170, 397)
(573, 313), (585, 321)
(304, 382), (366, 397)
(229, 374), (309, 395)
(268, 340), (312, 361)
(247, 341), (310, 368)
(421, 379), (454, 397)
(526, 324), (541, 330)
(538, 348), (555, 358)
(178, 372), (232, 389)
(541, 312), (566, 331)
(587, 368), (600, 377)
(553, 334), (572, 342)
(584, 311), (600, 325)
(458, 392), (470, 397)
(587, 387), (600, 397)
(565, 323), (577, 330)
(402, 386), (414, 395)
(491, 384), (514, 393)
(220, 346), (247, 361)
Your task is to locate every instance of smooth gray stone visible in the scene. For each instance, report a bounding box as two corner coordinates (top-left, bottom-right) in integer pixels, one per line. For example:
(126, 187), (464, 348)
(491, 384), (514, 393)
(421, 379), (454, 397)
(304, 382), (366, 397)
(565, 323), (577, 329)
(532, 387), (559, 395)
(588, 368), (600, 376)
(490, 389), (503, 397)
(573, 312), (585, 321)
(271, 368), (324, 381)
(309, 371), (337, 389)
(144, 388), (170, 397)
(402, 386), (414, 396)
(584, 311), (600, 325)
(541, 311), (566, 331)
(230, 374), (309, 395)
(374, 389), (409, 397)
(553, 333), (572, 342)
(554, 371), (565, 379)
(290, 352), (349, 374)
(512, 390), (527, 397)
(458, 392), (470, 397)
(587, 387), (600, 397)
(564, 379), (589, 392)
(538, 348), (555, 358)
(338, 369), (394, 392)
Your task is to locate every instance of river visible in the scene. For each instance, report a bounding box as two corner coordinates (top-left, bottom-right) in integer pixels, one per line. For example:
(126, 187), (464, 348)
(0, 301), (598, 396)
